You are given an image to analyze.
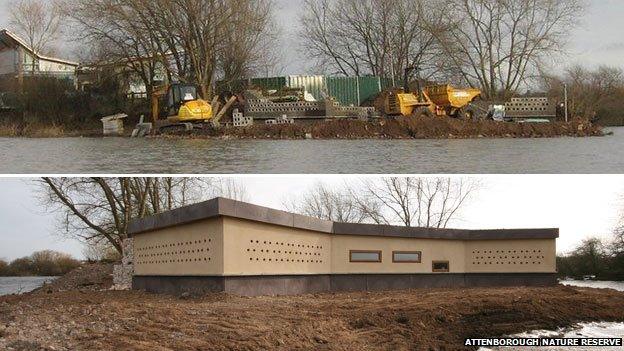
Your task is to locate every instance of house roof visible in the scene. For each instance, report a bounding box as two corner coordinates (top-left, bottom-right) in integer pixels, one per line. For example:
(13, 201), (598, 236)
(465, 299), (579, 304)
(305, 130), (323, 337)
(128, 197), (560, 240)
(0, 29), (79, 67)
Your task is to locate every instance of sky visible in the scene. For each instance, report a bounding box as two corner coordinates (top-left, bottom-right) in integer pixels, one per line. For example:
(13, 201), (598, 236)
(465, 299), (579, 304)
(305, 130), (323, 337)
(0, 0), (623, 74)
(274, 0), (624, 74)
(0, 175), (623, 261)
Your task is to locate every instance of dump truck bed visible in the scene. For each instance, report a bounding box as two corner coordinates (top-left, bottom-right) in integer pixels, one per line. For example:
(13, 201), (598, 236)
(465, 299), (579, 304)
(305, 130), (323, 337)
(425, 84), (481, 109)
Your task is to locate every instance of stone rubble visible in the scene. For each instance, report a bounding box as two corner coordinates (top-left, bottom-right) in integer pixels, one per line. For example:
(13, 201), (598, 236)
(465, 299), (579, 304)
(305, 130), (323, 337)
(112, 238), (134, 290)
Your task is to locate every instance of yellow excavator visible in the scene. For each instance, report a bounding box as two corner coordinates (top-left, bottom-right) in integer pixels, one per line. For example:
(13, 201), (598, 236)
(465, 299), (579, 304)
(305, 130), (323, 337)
(151, 83), (214, 132)
(151, 83), (239, 132)
(383, 68), (483, 120)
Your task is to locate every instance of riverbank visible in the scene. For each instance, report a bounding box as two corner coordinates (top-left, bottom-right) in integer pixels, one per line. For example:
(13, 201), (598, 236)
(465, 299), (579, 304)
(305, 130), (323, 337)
(0, 122), (101, 138)
(0, 116), (604, 139)
(1, 284), (623, 350)
(0, 264), (113, 297)
(161, 116), (604, 140)
(0, 277), (57, 296)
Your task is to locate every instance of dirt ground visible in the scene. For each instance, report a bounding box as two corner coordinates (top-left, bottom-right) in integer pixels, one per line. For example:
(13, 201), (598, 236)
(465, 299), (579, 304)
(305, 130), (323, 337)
(161, 116), (604, 140)
(34, 263), (113, 293)
(1, 284), (624, 351)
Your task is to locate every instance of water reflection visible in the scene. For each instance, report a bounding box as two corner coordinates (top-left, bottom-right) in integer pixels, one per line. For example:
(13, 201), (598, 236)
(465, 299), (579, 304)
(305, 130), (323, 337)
(480, 280), (624, 350)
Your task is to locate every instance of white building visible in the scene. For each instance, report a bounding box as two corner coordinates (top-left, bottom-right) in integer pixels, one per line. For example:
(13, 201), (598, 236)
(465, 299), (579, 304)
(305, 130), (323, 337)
(0, 29), (78, 85)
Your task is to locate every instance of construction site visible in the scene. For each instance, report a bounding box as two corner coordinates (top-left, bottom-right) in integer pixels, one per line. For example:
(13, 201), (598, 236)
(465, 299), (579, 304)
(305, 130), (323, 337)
(5, 78), (599, 140)
(101, 74), (601, 140)
(0, 23), (608, 140)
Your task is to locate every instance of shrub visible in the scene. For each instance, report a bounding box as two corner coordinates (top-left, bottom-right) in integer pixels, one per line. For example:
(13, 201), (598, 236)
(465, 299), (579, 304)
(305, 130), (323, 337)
(30, 250), (81, 276)
(0, 259), (9, 276)
(8, 257), (34, 276)
(1, 251), (81, 276)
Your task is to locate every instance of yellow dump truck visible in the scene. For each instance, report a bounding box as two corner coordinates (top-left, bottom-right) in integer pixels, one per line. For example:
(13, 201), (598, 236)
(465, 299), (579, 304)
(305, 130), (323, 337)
(383, 84), (482, 120)
(425, 84), (482, 119)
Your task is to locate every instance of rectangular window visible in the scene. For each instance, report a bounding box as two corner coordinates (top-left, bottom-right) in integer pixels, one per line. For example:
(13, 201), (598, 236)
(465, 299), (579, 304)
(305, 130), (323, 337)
(392, 251), (422, 263)
(432, 261), (450, 272)
(349, 250), (382, 263)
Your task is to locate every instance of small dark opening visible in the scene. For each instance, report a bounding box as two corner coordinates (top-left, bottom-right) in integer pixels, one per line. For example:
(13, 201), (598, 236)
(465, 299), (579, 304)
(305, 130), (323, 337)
(432, 261), (450, 273)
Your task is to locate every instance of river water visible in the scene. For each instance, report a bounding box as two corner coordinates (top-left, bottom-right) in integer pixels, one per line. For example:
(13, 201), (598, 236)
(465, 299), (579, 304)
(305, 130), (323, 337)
(0, 276), (57, 296)
(0, 127), (622, 174)
(480, 280), (624, 351)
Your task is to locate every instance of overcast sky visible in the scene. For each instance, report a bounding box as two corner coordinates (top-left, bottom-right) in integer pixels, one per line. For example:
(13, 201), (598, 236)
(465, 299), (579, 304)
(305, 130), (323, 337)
(0, 176), (622, 261)
(0, 0), (623, 73)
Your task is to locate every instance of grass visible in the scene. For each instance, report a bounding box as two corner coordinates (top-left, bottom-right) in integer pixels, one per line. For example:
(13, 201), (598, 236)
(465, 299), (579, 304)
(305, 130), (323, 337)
(0, 123), (65, 137)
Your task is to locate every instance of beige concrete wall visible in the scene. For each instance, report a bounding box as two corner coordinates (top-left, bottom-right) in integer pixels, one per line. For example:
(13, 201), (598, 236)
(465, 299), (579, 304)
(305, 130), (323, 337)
(134, 218), (224, 276)
(464, 239), (556, 273)
(331, 235), (466, 274)
(222, 217), (331, 276)
(134, 216), (557, 276)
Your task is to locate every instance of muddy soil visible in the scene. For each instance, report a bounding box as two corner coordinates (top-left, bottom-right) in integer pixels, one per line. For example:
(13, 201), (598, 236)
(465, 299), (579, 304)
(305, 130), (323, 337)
(1, 285), (623, 351)
(161, 116), (604, 140)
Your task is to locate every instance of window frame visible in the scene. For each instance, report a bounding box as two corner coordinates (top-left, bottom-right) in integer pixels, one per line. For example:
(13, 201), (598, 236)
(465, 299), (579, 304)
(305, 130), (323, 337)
(392, 251), (422, 263)
(349, 250), (382, 263)
(432, 260), (450, 273)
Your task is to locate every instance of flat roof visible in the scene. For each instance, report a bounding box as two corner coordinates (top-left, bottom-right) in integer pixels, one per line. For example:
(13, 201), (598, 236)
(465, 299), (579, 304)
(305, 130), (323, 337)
(128, 197), (559, 240)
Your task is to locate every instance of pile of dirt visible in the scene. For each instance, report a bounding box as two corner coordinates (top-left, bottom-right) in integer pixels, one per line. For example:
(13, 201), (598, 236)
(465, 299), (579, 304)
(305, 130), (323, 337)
(33, 263), (113, 293)
(1, 285), (623, 350)
(162, 116), (604, 140)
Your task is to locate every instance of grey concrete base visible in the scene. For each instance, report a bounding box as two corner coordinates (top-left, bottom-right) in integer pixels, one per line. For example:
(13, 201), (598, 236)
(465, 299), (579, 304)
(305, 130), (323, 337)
(224, 275), (331, 296)
(133, 276), (225, 296)
(133, 273), (557, 297)
(330, 273), (556, 292)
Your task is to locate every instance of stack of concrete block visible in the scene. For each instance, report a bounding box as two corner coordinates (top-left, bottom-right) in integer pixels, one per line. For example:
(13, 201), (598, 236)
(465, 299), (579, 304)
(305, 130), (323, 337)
(244, 90), (326, 118)
(325, 98), (377, 119)
(266, 114), (295, 125)
(232, 109), (253, 127)
(112, 238), (134, 290)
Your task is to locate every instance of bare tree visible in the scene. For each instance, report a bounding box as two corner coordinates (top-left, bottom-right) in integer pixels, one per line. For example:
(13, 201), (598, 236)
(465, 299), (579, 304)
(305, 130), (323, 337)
(39, 177), (248, 254)
(542, 65), (624, 121)
(288, 177), (480, 228)
(62, 0), (277, 98)
(9, 0), (64, 56)
(612, 195), (624, 256)
(215, 178), (250, 202)
(60, 0), (168, 98)
(300, 0), (448, 81)
(612, 226), (624, 255)
(216, 0), (279, 83)
(354, 177), (480, 228)
(82, 240), (121, 262)
(434, 0), (584, 99)
(284, 182), (370, 223)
